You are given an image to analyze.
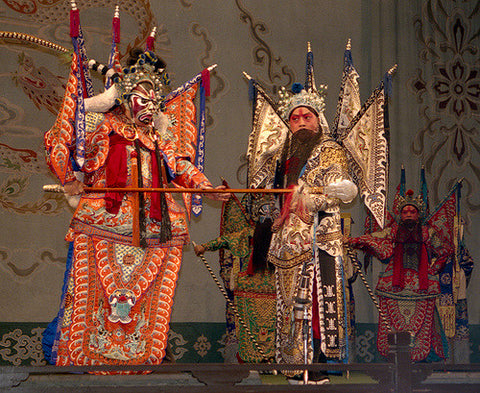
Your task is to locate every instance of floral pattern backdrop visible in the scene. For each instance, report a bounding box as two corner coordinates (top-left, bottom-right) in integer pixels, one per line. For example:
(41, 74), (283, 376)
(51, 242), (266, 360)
(0, 0), (478, 364)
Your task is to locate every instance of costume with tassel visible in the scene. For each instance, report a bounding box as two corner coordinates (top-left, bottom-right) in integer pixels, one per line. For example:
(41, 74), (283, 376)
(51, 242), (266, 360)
(199, 193), (277, 363)
(347, 170), (464, 361)
(42, 4), (216, 369)
(243, 39), (392, 381)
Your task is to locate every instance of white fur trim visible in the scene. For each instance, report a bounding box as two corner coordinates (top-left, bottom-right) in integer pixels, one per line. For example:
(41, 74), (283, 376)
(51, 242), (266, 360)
(153, 112), (169, 135)
(84, 85), (119, 112)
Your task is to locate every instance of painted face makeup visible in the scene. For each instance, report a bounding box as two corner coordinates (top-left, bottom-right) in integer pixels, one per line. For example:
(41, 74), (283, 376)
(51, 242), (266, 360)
(400, 205), (419, 222)
(129, 82), (157, 126)
(289, 106), (319, 134)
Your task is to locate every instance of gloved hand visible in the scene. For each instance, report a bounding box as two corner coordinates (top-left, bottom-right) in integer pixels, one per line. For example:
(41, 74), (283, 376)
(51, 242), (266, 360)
(324, 179), (358, 203)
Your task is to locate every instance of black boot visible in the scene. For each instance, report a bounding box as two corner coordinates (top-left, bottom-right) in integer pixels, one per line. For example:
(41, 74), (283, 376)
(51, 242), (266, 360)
(310, 338), (330, 384)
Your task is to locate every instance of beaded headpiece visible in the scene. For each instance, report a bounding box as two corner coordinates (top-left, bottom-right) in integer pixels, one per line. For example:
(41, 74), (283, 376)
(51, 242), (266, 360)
(396, 189), (426, 217)
(277, 83), (327, 121)
(277, 42), (327, 121)
(114, 50), (170, 110)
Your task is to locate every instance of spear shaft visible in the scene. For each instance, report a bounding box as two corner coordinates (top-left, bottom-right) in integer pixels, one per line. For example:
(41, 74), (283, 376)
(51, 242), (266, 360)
(43, 185), (324, 194)
(193, 242), (273, 363)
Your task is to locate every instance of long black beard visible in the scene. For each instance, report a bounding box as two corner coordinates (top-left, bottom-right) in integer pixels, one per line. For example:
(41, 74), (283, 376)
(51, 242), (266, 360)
(292, 128), (319, 143)
(397, 219), (422, 243)
(285, 129), (321, 185)
(250, 218), (274, 274)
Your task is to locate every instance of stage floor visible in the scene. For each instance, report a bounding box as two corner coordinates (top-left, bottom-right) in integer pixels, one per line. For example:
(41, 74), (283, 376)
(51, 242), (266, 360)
(6, 369), (480, 391)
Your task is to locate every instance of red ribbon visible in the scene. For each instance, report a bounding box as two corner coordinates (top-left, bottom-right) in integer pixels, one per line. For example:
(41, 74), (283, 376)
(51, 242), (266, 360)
(112, 17), (120, 43)
(392, 243), (405, 289)
(418, 243), (429, 291)
(105, 134), (165, 221)
(146, 36), (155, 51)
(70, 9), (80, 38)
(105, 134), (131, 214)
(201, 69), (211, 97)
(245, 235), (257, 275)
(274, 184), (295, 229)
(149, 150), (163, 221)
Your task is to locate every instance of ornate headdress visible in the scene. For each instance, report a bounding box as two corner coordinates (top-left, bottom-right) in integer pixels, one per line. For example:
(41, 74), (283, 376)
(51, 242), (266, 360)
(114, 50), (170, 109)
(277, 42), (327, 121)
(395, 189), (426, 217)
(84, 48), (171, 113)
(277, 84), (327, 121)
(67, 1), (170, 113)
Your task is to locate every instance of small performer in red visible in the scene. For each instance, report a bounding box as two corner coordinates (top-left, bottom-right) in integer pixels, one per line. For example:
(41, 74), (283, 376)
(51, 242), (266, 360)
(346, 189), (449, 361)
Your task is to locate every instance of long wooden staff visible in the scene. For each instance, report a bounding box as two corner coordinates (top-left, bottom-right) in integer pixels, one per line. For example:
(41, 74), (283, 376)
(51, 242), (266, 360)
(193, 242), (273, 364)
(43, 185), (324, 194)
(344, 246), (393, 331)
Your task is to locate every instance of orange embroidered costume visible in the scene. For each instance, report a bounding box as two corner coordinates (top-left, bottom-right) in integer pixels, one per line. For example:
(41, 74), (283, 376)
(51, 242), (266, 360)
(44, 108), (212, 366)
(42, 6), (226, 367)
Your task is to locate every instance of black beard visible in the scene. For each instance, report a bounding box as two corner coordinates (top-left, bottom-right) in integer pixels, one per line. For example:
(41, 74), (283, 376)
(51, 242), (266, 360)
(292, 128), (319, 143)
(401, 219), (418, 231)
(290, 129), (321, 156)
(397, 219), (422, 243)
(284, 130), (321, 186)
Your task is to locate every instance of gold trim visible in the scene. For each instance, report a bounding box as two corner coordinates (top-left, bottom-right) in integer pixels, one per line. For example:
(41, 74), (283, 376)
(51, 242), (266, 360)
(315, 230), (343, 242)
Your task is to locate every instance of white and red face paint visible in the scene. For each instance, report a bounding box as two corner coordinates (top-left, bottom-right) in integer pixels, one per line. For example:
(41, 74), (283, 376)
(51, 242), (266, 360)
(129, 82), (157, 126)
(288, 106), (319, 134)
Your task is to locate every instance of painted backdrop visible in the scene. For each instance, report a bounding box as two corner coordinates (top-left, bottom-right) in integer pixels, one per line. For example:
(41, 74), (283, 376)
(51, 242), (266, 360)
(0, 0), (478, 364)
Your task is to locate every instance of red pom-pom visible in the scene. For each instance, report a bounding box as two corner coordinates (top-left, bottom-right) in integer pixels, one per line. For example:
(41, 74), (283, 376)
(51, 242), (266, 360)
(70, 9), (80, 38)
(406, 189), (414, 196)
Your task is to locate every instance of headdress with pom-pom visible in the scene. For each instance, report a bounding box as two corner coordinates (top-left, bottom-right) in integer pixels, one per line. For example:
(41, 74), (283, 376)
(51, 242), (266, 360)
(114, 49), (170, 111)
(396, 189), (426, 218)
(277, 42), (327, 121)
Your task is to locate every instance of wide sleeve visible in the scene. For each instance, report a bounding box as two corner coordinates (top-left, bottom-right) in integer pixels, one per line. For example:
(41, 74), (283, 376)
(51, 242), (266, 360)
(45, 112), (110, 183)
(202, 235), (233, 253)
(172, 158), (213, 189)
(81, 113), (111, 174)
(347, 227), (395, 261)
(202, 227), (253, 258)
(300, 140), (358, 212)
